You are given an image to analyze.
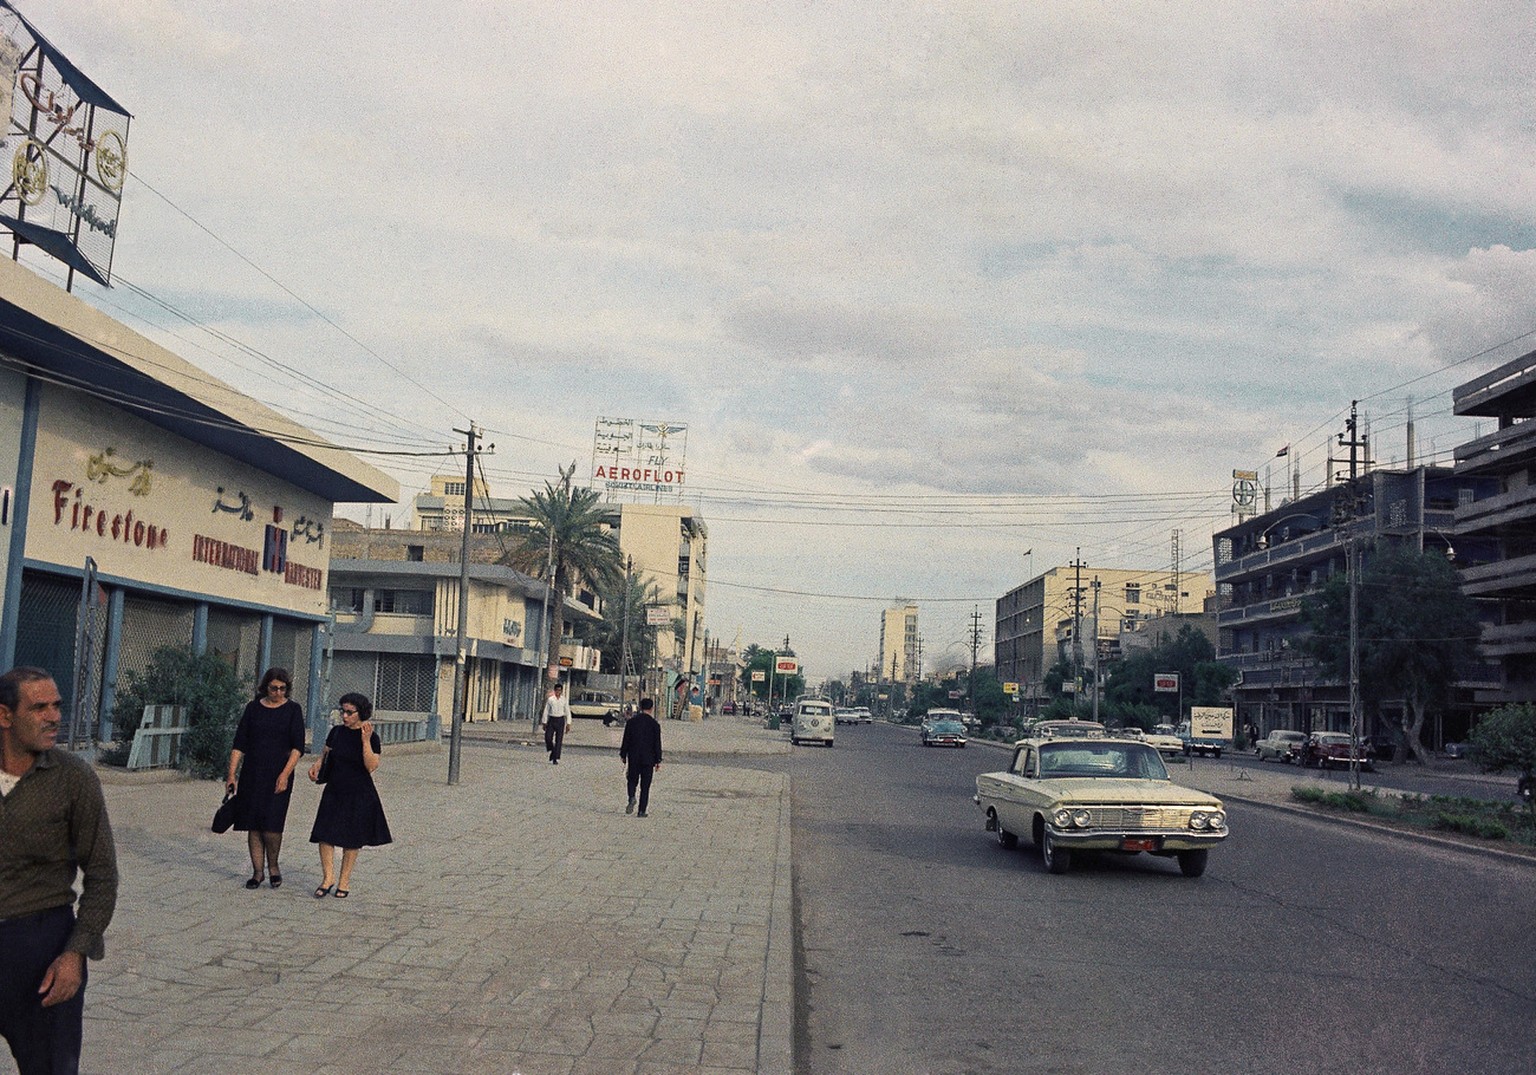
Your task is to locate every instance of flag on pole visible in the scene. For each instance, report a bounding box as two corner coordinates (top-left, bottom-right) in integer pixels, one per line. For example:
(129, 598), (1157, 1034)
(1275, 444), (1290, 457)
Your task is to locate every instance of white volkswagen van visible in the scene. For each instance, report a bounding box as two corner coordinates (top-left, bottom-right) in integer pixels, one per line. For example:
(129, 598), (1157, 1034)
(791, 699), (835, 747)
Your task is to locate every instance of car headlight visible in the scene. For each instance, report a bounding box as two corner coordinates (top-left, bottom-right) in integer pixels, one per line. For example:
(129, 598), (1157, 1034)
(1189, 810), (1227, 832)
(1051, 808), (1092, 829)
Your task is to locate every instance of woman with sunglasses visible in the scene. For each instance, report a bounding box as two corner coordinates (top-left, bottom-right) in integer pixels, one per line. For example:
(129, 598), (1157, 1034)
(224, 668), (306, 890)
(307, 693), (392, 899)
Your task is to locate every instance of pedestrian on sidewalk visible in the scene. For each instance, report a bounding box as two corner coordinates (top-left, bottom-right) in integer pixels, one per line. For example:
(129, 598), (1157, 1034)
(307, 693), (392, 899)
(620, 696), (663, 816)
(225, 667), (305, 890)
(0, 666), (118, 1075)
(541, 681), (572, 765)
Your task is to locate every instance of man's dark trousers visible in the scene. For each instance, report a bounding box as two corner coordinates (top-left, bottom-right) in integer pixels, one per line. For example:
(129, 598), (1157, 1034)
(626, 763), (655, 813)
(545, 721), (565, 762)
(0, 906), (85, 1075)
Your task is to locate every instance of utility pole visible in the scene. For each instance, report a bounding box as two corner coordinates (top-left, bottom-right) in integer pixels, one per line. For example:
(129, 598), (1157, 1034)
(448, 423), (491, 786)
(1348, 537), (1362, 791)
(1070, 548), (1086, 699)
(967, 605), (983, 712)
(619, 555), (632, 711)
(1090, 577), (1102, 723)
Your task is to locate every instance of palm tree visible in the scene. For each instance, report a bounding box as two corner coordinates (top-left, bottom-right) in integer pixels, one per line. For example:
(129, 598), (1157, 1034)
(502, 464), (623, 683)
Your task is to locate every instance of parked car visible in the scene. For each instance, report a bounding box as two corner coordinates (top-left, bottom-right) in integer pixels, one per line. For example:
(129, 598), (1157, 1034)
(1303, 731), (1374, 771)
(922, 719), (968, 747)
(1255, 730), (1309, 763)
(974, 735), (1228, 877)
(569, 690), (623, 726)
(1443, 741), (1468, 759)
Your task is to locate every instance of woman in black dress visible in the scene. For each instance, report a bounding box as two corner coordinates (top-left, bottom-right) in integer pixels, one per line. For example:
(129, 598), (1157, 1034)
(225, 667), (306, 889)
(307, 692), (392, 898)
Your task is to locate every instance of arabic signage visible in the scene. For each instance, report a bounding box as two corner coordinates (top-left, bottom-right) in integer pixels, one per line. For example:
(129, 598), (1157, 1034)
(28, 386), (331, 615)
(0, 3), (131, 286)
(592, 416), (687, 498)
(1190, 706), (1234, 739)
(1153, 672), (1180, 693)
(774, 657), (799, 674)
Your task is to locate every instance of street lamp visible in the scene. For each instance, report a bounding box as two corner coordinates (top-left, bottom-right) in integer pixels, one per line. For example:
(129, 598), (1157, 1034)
(1254, 512), (1324, 550)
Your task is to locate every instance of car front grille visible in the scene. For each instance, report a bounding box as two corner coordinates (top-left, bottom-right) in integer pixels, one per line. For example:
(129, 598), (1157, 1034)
(1086, 805), (1191, 830)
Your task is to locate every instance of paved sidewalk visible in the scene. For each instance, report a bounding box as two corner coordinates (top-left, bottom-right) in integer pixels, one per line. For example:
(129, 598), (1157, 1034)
(58, 716), (792, 1075)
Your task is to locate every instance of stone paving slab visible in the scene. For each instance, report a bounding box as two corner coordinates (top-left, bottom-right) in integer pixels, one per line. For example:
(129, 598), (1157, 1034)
(41, 721), (791, 1075)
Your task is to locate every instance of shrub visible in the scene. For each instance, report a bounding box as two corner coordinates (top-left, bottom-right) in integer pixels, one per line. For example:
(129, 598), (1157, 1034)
(105, 647), (248, 779)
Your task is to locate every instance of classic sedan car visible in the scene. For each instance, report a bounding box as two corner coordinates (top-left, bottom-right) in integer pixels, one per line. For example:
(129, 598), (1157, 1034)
(1255, 729), (1309, 763)
(922, 719), (968, 747)
(1141, 727), (1186, 759)
(569, 690), (624, 726)
(974, 736), (1228, 877)
(1304, 731), (1375, 771)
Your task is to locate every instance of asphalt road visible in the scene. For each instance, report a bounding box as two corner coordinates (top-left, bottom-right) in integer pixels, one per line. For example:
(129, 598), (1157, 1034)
(787, 723), (1536, 1075)
(1219, 748), (1521, 804)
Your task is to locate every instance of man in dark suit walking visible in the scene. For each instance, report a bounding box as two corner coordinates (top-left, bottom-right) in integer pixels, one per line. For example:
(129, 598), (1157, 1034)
(619, 697), (663, 817)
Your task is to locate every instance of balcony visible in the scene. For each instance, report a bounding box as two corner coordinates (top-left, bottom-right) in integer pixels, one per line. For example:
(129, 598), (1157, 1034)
(1216, 592), (1311, 627)
(1217, 528), (1344, 585)
(1454, 420), (1536, 476)
(1455, 483), (1536, 534)
(1459, 552), (1536, 599)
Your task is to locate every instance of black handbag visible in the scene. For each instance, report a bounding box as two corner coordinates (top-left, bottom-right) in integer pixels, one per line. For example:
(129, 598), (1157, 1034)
(211, 790), (238, 834)
(314, 750), (332, 785)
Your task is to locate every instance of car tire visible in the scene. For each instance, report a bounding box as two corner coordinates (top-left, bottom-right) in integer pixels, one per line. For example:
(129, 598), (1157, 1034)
(1042, 830), (1071, 875)
(991, 810), (1018, 849)
(1177, 849), (1209, 878)
(790, 737), (798, 746)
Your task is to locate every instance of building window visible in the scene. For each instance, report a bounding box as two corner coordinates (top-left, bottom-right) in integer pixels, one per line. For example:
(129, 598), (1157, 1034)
(407, 545), (424, 562)
(444, 481), (466, 497)
(375, 589), (433, 615)
(1125, 584), (1141, 604)
(376, 654), (435, 710)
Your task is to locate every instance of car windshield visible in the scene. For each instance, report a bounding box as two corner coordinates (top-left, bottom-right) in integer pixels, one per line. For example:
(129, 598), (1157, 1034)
(932, 721), (966, 734)
(1038, 742), (1169, 780)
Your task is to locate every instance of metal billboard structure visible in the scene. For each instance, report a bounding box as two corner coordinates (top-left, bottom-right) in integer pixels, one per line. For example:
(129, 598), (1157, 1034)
(0, 2), (131, 289)
(591, 416), (688, 502)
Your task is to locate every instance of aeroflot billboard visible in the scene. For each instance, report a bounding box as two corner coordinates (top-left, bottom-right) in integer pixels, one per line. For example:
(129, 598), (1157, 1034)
(592, 416), (687, 497)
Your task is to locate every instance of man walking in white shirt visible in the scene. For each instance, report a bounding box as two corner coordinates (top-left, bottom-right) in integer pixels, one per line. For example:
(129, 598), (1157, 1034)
(540, 682), (572, 765)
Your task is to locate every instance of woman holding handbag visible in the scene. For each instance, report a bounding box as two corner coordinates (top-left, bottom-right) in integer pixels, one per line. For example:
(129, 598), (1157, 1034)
(307, 693), (392, 899)
(225, 668), (305, 889)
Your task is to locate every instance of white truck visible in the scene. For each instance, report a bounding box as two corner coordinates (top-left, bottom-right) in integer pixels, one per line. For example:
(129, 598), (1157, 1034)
(1178, 707), (1233, 758)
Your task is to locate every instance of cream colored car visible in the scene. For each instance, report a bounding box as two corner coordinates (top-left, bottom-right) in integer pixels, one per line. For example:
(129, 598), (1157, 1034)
(974, 736), (1228, 877)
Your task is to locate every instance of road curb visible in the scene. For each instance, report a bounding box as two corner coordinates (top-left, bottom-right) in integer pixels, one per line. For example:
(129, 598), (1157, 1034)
(1210, 788), (1536, 868)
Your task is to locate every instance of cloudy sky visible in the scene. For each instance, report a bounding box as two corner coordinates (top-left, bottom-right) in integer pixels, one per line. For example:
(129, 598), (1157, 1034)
(13, 1), (1536, 679)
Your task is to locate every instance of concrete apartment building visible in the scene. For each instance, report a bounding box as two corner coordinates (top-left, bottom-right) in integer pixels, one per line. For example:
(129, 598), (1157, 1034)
(995, 565), (1212, 699)
(1211, 465), (1498, 744)
(604, 503), (707, 684)
(1453, 346), (1536, 705)
(878, 604), (918, 683)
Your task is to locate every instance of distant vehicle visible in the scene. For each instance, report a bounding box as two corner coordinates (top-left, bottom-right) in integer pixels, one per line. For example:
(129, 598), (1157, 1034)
(856, 708), (874, 724)
(791, 699), (835, 747)
(834, 708), (858, 725)
(1519, 774), (1532, 803)
(569, 690), (623, 726)
(1255, 730), (1309, 763)
(1027, 720), (1107, 740)
(1443, 741), (1468, 759)
(922, 719), (968, 747)
(721, 700), (737, 715)
(1177, 717), (1227, 758)
(1304, 732), (1374, 771)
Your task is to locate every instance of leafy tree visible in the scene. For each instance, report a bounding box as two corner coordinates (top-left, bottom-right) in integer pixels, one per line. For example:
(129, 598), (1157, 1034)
(1102, 626), (1233, 721)
(1301, 544), (1481, 765)
(1468, 704), (1536, 819)
(105, 646), (248, 779)
(502, 463), (623, 683)
(591, 570), (663, 678)
(742, 645), (803, 704)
